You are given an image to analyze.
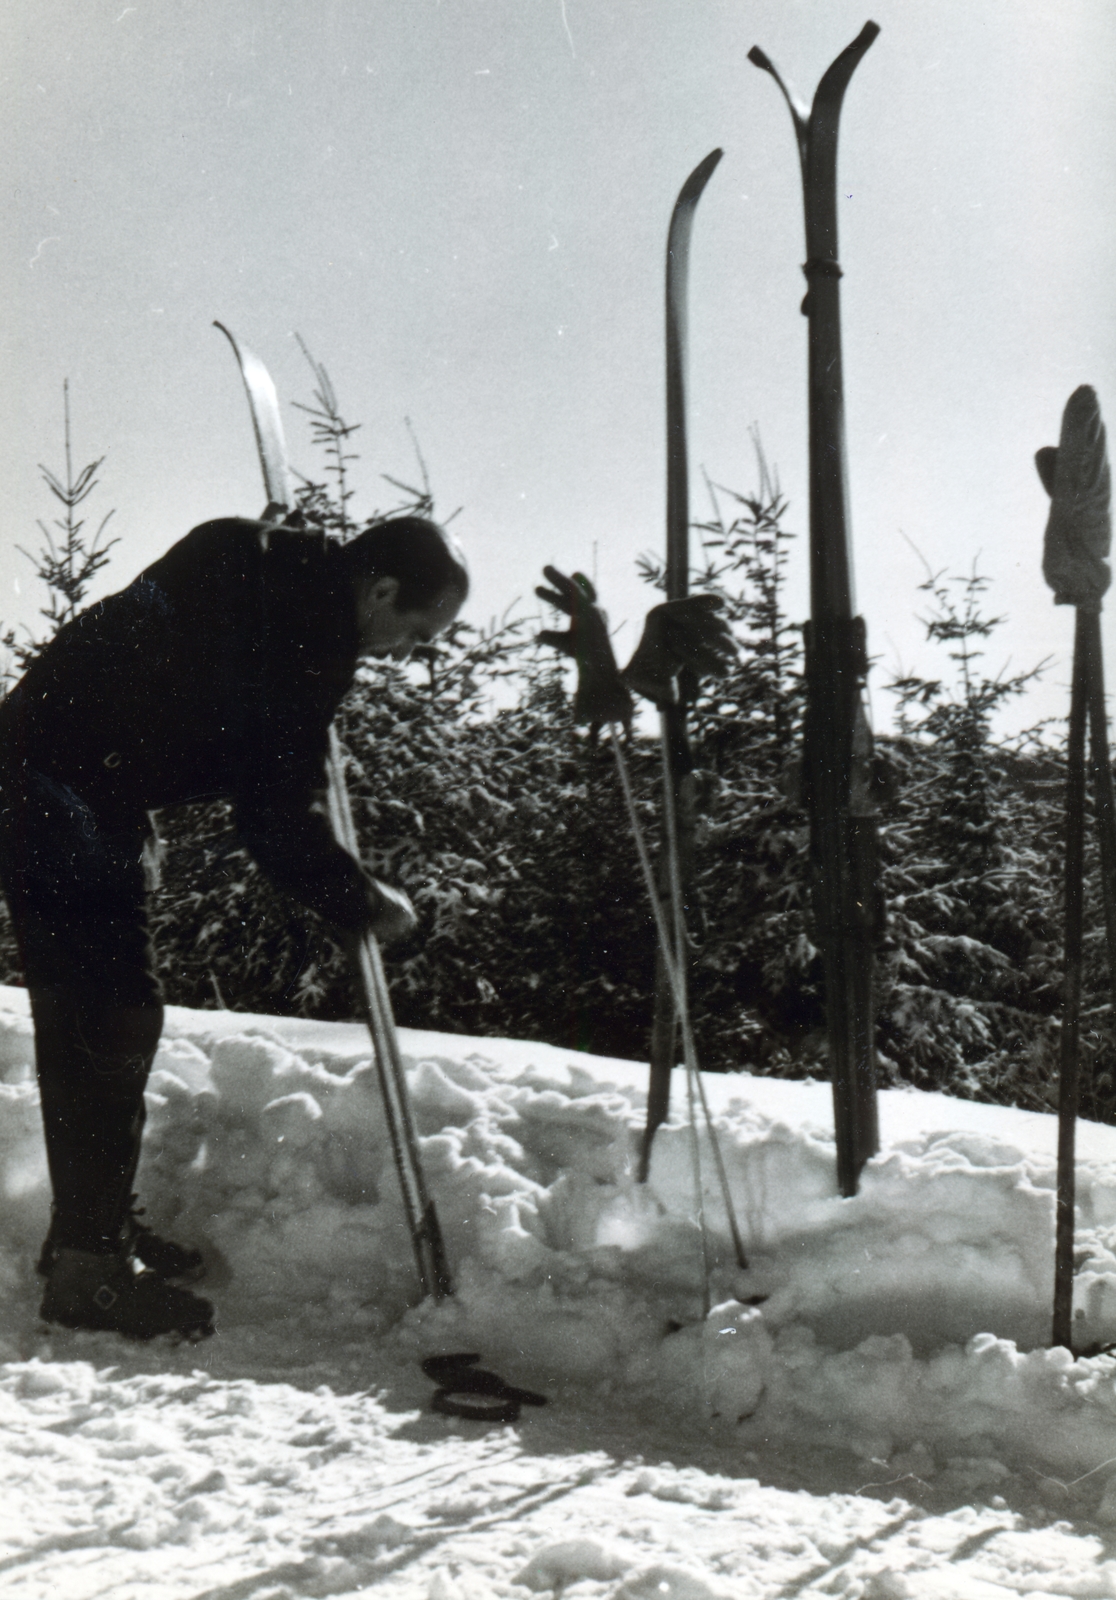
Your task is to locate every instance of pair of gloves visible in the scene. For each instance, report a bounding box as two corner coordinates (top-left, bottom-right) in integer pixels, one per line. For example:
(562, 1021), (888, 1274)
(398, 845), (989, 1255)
(359, 569), (735, 946)
(536, 567), (735, 730)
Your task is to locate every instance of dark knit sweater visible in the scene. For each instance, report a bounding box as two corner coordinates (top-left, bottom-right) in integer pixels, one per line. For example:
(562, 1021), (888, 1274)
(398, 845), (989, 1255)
(0, 518), (376, 930)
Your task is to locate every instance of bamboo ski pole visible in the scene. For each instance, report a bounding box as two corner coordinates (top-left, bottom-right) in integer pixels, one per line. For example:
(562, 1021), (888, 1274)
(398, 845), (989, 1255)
(326, 730), (453, 1300)
(1085, 621), (1116, 1008)
(608, 722), (748, 1274)
(749, 25), (881, 1196)
(657, 721), (749, 1272)
(215, 321), (452, 1302)
(1053, 618), (1089, 1349)
(1036, 385), (1113, 1349)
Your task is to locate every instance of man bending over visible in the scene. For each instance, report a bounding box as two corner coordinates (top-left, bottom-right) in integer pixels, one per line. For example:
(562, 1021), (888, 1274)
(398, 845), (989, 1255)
(0, 514), (467, 1341)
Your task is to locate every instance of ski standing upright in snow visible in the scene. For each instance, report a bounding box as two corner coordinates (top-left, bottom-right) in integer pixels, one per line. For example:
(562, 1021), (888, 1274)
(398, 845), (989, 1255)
(749, 24), (883, 1196)
(640, 148), (723, 1184)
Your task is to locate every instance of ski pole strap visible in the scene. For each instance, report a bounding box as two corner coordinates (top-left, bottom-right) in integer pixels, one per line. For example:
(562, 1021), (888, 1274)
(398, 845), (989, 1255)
(800, 256), (843, 316)
(803, 257), (843, 279)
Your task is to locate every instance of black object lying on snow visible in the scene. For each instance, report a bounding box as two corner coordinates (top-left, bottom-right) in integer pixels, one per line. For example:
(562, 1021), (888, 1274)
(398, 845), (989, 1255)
(422, 1353), (548, 1424)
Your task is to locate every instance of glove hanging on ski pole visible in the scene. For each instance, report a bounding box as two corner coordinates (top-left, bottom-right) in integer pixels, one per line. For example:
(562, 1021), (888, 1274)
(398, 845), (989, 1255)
(623, 593), (735, 708)
(537, 567), (737, 728)
(536, 567), (635, 733)
(1036, 384), (1112, 612)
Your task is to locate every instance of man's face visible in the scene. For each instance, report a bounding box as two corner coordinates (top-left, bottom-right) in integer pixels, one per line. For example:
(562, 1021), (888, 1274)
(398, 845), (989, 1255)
(356, 578), (464, 660)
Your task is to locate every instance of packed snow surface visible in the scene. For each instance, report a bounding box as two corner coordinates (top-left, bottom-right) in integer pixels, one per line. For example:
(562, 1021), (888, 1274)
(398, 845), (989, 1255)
(5, 984), (1116, 1595)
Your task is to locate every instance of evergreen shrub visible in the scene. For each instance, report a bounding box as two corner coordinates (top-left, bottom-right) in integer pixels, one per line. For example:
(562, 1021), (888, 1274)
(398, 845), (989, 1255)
(6, 379), (1115, 1122)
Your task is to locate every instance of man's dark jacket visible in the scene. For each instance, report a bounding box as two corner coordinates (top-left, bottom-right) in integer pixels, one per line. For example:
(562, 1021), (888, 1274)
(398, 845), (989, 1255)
(0, 518), (375, 930)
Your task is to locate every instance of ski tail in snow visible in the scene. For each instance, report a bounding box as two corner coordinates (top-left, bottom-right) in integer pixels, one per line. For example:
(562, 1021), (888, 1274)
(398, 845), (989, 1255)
(214, 321), (453, 1301)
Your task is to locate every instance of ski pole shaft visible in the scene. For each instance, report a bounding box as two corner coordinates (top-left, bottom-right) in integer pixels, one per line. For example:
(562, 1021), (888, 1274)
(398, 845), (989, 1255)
(1054, 608), (1090, 1350)
(326, 729), (453, 1301)
(1084, 613), (1116, 1009)
(609, 723), (748, 1270)
(661, 722), (714, 1305)
(684, 1043), (712, 1317)
(658, 719), (749, 1270)
(607, 728), (686, 1019)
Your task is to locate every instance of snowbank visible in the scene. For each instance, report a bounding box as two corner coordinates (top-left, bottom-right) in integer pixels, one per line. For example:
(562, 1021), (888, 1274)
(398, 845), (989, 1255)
(4, 984), (1116, 1482)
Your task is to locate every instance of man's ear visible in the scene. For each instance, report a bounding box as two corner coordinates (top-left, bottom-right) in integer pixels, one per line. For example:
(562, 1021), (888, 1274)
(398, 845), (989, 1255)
(365, 575), (401, 610)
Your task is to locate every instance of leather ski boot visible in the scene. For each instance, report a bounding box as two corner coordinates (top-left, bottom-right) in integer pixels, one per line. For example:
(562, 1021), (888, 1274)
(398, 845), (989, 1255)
(124, 1207), (205, 1282)
(40, 1248), (215, 1341)
(37, 1201), (205, 1283)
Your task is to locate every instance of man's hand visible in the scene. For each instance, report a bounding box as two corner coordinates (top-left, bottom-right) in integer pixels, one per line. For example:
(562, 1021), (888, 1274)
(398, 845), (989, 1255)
(366, 880), (418, 945)
(535, 566), (634, 731)
(623, 594), (735, 707)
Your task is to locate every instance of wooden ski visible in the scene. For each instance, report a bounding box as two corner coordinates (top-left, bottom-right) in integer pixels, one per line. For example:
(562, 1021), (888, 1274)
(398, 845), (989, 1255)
(749, 25), (882, 1196)
(639, 148), (722, 1183)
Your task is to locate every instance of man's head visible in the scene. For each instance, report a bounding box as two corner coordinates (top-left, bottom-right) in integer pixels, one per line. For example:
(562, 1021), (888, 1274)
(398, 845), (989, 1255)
(340, 516), (469, 659)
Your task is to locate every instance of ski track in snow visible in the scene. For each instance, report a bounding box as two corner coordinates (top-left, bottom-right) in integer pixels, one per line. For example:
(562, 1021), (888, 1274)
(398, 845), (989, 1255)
(6, 1352), (1116, 1599)
(4, 987), (1116, 1595)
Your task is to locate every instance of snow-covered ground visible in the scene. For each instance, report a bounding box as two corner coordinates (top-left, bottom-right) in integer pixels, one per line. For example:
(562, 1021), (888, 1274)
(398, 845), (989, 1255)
(5, 984), (1116, 1597)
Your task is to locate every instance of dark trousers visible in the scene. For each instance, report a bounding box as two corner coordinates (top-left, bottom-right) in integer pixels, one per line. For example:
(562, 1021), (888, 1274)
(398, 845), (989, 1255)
(0, 769), (163, 1253)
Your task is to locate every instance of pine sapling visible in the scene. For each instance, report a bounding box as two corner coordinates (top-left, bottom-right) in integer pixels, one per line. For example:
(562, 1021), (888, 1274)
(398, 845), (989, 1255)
(2, 380), (117, 678)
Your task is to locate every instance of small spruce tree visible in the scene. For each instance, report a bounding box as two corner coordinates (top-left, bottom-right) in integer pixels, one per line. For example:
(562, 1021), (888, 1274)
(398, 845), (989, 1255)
(1, 380), (117, 678)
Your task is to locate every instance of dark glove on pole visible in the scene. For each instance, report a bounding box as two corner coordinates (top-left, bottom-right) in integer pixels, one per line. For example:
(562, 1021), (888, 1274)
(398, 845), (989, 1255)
(623, 594), (735, 707)
(536, 567), (635, 733)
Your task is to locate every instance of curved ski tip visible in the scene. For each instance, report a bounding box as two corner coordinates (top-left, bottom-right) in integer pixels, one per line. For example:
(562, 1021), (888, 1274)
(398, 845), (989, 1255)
(694, 147), (724, 180)
(845, 21), (881, 55)
(747, 45), (774, 71)
(677, 147), (724, 205)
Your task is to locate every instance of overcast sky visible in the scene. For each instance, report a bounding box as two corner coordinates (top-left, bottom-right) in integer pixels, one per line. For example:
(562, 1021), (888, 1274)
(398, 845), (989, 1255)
(4, 0), (1114, 733)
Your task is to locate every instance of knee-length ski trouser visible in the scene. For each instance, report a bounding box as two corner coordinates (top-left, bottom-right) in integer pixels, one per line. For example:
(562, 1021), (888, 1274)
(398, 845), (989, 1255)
(0, 769), (163, 1254)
